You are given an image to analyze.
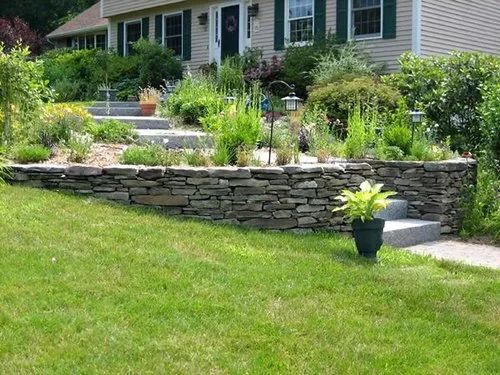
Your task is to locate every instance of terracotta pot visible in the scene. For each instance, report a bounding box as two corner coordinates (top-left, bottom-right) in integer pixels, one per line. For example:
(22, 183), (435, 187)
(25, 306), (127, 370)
(140, 103), (157, 116)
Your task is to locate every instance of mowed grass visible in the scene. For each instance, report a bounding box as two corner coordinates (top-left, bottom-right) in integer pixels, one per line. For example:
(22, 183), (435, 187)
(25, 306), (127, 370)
(0, 185), (498, 374)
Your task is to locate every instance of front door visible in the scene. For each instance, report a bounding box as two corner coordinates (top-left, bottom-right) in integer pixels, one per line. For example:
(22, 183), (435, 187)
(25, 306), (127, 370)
(221, 5), (240, 60)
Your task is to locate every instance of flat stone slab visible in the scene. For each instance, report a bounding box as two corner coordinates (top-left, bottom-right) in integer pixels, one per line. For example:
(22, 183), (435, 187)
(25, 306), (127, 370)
(93, 116), (171, 130)
(406, 240), (500, 269)
(383, 219), (441, 248)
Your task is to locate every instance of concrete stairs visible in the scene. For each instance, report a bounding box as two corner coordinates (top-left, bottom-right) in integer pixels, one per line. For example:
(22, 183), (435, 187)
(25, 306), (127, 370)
(377, 199), (441, 247)
(87, 101), (212, 149)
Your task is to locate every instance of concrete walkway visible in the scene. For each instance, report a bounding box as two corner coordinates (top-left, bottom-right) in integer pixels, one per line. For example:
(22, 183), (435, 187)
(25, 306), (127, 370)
(406, 240), (500, 269)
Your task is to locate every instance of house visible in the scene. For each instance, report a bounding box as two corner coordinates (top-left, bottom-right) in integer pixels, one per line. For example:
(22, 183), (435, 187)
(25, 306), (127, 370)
(48, 0), (500, 71)
(46, 2), (108, 50)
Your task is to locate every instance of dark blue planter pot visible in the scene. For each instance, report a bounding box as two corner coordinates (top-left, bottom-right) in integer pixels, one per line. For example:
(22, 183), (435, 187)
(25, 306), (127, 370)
(352, 218), (385, 259)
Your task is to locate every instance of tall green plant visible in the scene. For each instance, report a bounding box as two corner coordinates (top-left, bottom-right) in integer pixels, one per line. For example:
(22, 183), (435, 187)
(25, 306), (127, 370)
(0, 43), (49, 144)
(344, 102), (367, 159)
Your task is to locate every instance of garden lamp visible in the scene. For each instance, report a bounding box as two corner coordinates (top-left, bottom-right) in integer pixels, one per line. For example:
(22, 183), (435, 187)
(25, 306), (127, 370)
(224, 96), (236, 105)
(409, 110), (424, 143)
(281, 92), (302, 112)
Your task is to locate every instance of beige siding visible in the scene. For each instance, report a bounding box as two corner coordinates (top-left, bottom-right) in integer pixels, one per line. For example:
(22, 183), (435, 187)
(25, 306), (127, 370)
(108, 0), (413, 71)
(421, 0), (500, 56)
(103, 0), (186, 17)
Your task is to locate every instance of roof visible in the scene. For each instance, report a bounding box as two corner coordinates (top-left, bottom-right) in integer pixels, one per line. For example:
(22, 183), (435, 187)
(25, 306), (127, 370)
(47, 1), (108, 39)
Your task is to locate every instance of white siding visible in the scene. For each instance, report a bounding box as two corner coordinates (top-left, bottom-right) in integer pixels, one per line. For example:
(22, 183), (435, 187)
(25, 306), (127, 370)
(108, 0), (413, 71)
(420, 0), (500, 56)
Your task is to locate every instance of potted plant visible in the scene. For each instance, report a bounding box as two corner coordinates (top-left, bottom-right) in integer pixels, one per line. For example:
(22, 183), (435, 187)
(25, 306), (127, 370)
(333, 181), (396, 259)
(138, 87), (162, 116)
(98, 84), (118, 101)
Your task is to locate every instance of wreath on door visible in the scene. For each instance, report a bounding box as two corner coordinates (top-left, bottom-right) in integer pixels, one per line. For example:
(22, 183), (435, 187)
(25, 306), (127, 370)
(225, 15), (238, 33)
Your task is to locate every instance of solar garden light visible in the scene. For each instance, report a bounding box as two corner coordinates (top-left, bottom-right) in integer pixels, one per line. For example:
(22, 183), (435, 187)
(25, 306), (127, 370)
(224, 95), (236, 105)
(266, 81), (302, 165)
(409, 109), (424, 143)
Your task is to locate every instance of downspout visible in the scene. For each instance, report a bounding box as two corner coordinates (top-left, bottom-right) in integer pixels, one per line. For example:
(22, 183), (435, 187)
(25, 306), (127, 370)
(412, 0), (422, 55)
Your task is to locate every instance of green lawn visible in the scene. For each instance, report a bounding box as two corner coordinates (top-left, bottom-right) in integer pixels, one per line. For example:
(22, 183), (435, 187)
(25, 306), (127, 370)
(0, 185), (498, 374)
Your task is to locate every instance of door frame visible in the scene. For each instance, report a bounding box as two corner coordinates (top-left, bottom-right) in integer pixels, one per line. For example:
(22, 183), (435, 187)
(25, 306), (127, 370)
(209, 1), (248, 65)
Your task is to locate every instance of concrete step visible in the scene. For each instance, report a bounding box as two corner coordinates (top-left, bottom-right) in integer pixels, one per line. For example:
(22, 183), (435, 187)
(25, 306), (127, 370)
(383, 219), (441, 248)
(92, 101), (140, 108)
(376, 199), (408, 221)
(93, 116), (171, 130)
(87, 107), (142, 116)
(137, 129), (212, 149)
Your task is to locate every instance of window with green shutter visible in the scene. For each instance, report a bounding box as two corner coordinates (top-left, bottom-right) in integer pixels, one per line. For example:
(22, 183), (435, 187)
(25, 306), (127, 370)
(274, 0), (285, 50)
(182, 9), (191, 61)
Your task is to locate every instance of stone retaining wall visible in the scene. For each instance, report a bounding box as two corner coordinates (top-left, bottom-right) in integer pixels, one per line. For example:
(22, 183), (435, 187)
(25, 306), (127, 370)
(9, 159), (476, 234)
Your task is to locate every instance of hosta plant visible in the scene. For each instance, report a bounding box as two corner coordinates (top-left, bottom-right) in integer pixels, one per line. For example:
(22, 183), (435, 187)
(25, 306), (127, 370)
(334, 181), (396, 222)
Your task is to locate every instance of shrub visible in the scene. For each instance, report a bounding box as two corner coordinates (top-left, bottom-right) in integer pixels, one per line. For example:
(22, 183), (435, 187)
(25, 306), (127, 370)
(120, 144), (179, 166)
(302, 106), (337, 161)
(0, 17), (44, 55)
(211, 143), (232, 166)
(133, 39), (183, 89)
(244, 52), (283, 88)
(385, 51), (500, 153)
(307, 77), (400, 131)
(31, 104), (94, 147)
(310, 42), (377, 86)
(86, 119), (138, 144)
(480, 79), (500, 169)
(66, 131), (93, 163)
(218, 55), (245, 93)
(344, 103), (367, 159)
(12, 144), (51, 163)
(165, 74), (223, 125)
(382, 99), (412, 155)
(281, 34), (338, 97)
(0, 43), (48, 144)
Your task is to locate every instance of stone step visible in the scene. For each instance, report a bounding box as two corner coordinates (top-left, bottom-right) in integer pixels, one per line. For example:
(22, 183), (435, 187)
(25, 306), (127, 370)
(383, 219), (441, 248)
(93, 116), (171, 130)
(375, 199), (408, 221)
(86, 107), (142, 116)
(137, 129), (212, 149)
(92, 101), (140, 108)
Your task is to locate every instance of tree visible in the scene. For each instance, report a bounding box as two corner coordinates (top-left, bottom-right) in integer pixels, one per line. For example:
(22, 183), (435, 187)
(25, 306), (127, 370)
(0, 43), (49, 144)
(0, 17), (44, 55)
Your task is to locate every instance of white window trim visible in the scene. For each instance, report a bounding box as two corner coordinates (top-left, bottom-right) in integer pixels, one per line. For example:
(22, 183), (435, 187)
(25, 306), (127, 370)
(285, 0), (315, 47)
(162, 11), (184, 57)
(124, 19), (143, 56)
(348, 0), (384, 41)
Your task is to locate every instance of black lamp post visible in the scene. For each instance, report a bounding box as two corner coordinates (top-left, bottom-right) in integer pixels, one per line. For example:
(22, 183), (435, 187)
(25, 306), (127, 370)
(409, 110), (424, 143)
(266, 80), (302, 165)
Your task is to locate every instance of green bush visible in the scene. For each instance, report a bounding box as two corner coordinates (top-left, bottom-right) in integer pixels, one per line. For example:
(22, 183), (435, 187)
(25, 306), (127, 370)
(344, 103), (367, 159)
(120, 144), (179, 166)
(183, 149), (210, 167)
(12, 144), (51, 163)
(480, 79), (500, 169)
(310, 42), (377, 86)
(66, 131), (93, 163)
(218, 55), (245, 93)
(133, 39), (183, 89)
(165, 74), (223, 125)
(281, 34), (338, 97)
(382, 99), (413, 155)
(307, 77), (400, 129)
(86, 119), (138, 144)
(385, 51), (500, 153)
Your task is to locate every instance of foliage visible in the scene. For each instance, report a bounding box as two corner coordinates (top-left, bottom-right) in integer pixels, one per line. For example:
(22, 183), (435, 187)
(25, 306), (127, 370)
(310, 42), (376, 86)
(385, 51), (500, 152)
(120, 144), (180, 166)
(303, 106), (338, 162)
(86, 119), (138, 144)
(218, 55), (245, 93)
(66, 131), (92, 163)
(0, 43), (49, 144)
(28, 103), (94, 147)
(138, 87), (162, 104)
(211, 143), (232, 166)
(201, 88), (262, 165)
(461, 162), (500, 243)
(183, 149), (210, 167)
(334, 181), (397, 222)
(281, 34), (338, 97)
(132, 39), (183, 89)
(344, 103), (369, 159)
(235, 147), (253, 167)
(0, 17), (44, 55)
(382, 99), (413, 155)
(165, 74), (223, 125)
(11, 144), (51, 163)
(480, 79), (500, 169)
(307, 77), (400, 131)
(244, 53), (283, 88)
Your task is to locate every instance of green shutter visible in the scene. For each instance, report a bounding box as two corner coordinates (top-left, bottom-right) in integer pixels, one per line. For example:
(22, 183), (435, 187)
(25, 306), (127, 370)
(182, 10), (192, 61)
(336, 0), (348, 43)
(117, 22), (124, 56)
(142, 17), (150, 40)
(383, 0), (397, 39)
(155, 15), (163, 44)
(274, 0), (285, 50)
(314, 0), (326, 40)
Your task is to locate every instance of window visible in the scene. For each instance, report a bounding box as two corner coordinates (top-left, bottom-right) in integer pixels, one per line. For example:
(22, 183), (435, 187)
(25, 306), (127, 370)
(85, 35), (95, 49)
(351, 0), (382, 39)
(164, 13), (183, 56)
(126, 21), (142, 56)
(287, 0), (314, 44)
(95, 34), (106, 50)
